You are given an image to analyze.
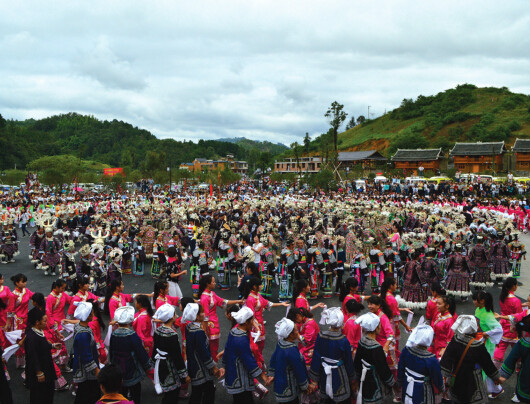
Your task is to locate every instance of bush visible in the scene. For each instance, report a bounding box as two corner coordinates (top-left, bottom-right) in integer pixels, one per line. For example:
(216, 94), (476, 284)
(508, 120), (522, 132)
(388, 132), (429, 156)
(481, 113), (495, 126)
(445, 168), (457, 179)
(442, 112), (473, 125)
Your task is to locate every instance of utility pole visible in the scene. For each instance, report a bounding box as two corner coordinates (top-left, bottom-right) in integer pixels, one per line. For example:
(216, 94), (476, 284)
(368, 106), (371, 120)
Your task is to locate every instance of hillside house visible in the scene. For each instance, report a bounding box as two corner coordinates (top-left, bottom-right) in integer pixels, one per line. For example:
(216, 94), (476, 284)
(450, 142), (505, 173)
(391, 148), (444, 175)
(338, 150), (387, 171)
(512, 138), (530, 173)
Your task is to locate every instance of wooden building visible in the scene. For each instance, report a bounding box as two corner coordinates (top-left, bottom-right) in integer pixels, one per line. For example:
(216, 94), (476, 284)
(274, 156), (323, 174)
(391, 148), (443, 175)
(450, 142), (505, 173)
(338, 151), (387, 170)
(512, 138), (530, 173)
(179, 155), (248, 174)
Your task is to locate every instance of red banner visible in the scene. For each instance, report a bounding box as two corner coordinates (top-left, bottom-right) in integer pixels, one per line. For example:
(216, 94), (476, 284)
(103, 168), (124, 177)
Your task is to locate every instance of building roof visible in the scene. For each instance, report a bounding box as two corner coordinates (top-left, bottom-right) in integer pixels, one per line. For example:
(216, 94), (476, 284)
(512, 138), (530, 153)
(391, 148), (443, 162)
(450, 142), (505, 156)
(338, 150), (386, 162)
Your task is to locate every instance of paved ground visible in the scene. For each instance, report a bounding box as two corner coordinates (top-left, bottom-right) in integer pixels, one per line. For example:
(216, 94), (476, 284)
(3, 232), (529, 403)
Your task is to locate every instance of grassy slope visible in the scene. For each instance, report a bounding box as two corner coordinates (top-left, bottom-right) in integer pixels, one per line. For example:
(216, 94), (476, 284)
(337, 87), (530, 156)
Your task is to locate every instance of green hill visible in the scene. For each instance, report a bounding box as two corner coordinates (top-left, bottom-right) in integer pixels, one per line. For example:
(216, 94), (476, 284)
(0, 113), (284, 171)
(308, 84), (530, 157)
(216, 137), (288, 154)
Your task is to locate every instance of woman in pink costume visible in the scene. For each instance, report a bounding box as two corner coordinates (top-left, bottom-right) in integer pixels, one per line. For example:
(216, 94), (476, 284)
(6, 273), (33, 368)
(429, 295), (456, 359)
(199, 275), (241, 361)
(493, 277), (523, 367)
(292, 279), (325, 312)
(342, 299), (363, 357)
(339, 277), (365, 320)
(244, 277), (289, 354)
(67, 278), (101, 318)
(0, 273), (12, 328)
(132, 295), (154, 356)
(45, 279), (72, 330)
(153, 280), (180, 310)
(287, 307), (320, 367)
(381, 279), (412, 349)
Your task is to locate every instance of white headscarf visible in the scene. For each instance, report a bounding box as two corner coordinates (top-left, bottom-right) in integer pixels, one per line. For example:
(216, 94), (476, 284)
(320, 307), (344, 328)
(181, 303), (199, 323)
(113, 306), (135, 324)
(74, 302), (93, 322)
(153, 304), (175, 323)
(355, 312), (380, 332)
(275, 318), (295, 340)
(451, 315), (478, 335)
(406, 325), (434, 347)
(232, 306), (254, 324)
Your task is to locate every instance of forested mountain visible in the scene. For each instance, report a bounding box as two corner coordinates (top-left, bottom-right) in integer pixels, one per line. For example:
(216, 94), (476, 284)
(0, 113), (284, 170)
(302, 85), (530, 158)
(217, 137), (288, 154)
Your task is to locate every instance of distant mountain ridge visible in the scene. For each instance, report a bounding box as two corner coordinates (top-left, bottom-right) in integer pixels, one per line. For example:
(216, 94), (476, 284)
(216, 137), (289, 153)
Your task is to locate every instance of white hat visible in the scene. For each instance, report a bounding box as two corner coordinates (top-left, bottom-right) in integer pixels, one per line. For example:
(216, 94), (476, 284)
(275, 318), (295, 340)
(113, 306), (135, 324)
(74, 302), (93, 322)
(153, 304), (175, 323)
(355, 312), (380, 332)
(181, 303), (199, 323)
(320, 307), (344, 328)
(232, 306), (254, 324)
(406, 325), (434, 348)
(451, 315), (478, 335)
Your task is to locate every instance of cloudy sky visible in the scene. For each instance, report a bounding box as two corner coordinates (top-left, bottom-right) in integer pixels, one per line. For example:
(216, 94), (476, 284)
(0, 0), (528, 145)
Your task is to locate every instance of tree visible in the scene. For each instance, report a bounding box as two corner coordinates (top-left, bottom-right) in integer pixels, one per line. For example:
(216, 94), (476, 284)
(324, 101), (347, 160)
(345, 116), (356, 130)
(303, 132), (311, 155)
(356, 115), (366, 125)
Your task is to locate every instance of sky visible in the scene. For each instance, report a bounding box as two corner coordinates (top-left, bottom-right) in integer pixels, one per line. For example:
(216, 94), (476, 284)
(0, 0), (529, 146)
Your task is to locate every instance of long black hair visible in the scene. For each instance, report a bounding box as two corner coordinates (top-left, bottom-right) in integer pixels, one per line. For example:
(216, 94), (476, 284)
(73, 277), (90, 295)
(153, 280), (168, 306)
(287, 307), (313, 322)
(10, 273), (27, 286)
(104, 279), (122, 315)
(380, 279), (396, 298)
(500, 277), (518, 303)
(51, 278), (66, 292)
(27, 307), (45, 331)
(0, 297), (6, 311)
(180, 296), (195, 312)
(339, 277), (358, 302)
(246, 262), (261, 280)
(430, 281), (446, 297)
(244, 277), (261, 299)
(136, 294), (154, 317)
(198, 274), (214, 297)
(88, 299), (106, 330)
(292, 279), (308, 304)
(31, 293), (46, 310)
(473, 290), (494, 313)
(345, 299), (364, 315)
(367, 294), (393, 320)
(226, 304), (241, 327)
(439, 295), (456, 316)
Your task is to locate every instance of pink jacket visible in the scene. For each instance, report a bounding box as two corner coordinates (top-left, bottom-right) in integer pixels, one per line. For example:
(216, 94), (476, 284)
(200, 291), (227, 340)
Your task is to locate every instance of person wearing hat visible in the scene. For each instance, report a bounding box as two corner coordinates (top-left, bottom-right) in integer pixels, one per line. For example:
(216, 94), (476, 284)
(222, 306), (272, 403)
(72, 301), (101, 404)
(108, 306), (153, 404)
(183, 302), (223, 404)
(439, 315), (501, 404)
(490, 231), (511, 281)
(152, 303), (189, 403)
(468, 235), (492, 290)
(268, 317), (313, 403)
(308, 307), (355, 403)
(353, 312), (396, 404)
(397, 325), (443, 404)
(445, 243), (473, 301)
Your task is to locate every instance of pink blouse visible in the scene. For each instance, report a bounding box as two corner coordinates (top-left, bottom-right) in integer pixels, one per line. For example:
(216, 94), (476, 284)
(499, 295), (522, 342)
(200, 290), (227, 340)
(375, 309), (394, 347)
(425, 298), (438, 322)
(155, 295), (180, 310)
(430, 312), (455, 359)
(7, 288), (34, 330)
(246, 292), (272, 341)
(46, 291), (73, 329)
(299, 318), (319, 366)
(109, 293), (133, 320)
(132, 309), (153, 355)
(0, 286), (12, 327)
(68, 291), (99, 316)
(342, 293), (362, 320)
(343, 315), (362, 352)
(295, 293), (310, 311)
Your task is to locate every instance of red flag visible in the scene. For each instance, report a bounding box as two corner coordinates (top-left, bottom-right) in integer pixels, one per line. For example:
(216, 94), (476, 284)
(209, 183), (213, 197)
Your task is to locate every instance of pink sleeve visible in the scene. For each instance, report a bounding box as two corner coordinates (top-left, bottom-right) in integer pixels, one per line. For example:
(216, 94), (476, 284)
(45, 295), (54, 318)
(213, 292), (226, 308)
(200, 294), (208, 309)
(381, 315), (395, 339)
(65, 294), (73, 305)
(169, 296), (180, 306)
(88, 292), (98, 301)
(139, 316), (152, 341)
(304, 320), (319, 345)
(246, 295), (257, 314)
(68, 296), (79, 315)
(124, 294), (133, 304)
(109, 300), (119, 320)
(296, 297), (308, 310)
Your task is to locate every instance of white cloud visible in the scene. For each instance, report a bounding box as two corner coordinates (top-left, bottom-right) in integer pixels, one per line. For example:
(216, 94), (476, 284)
(0, 0), (528, 146)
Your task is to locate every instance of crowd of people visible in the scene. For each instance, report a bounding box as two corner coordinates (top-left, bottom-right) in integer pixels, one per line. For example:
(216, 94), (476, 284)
(0, 179), (530, 404)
